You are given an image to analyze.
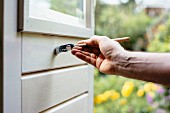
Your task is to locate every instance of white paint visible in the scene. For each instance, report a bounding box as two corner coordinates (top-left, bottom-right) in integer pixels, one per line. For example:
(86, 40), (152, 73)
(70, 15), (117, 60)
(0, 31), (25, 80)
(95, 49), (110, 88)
(18, 0), (94, 38)
(22, 65), (89, 113)
(22, 33), (86, 73)
(3, 0), (22, 112)
(43, 94), (88, 113)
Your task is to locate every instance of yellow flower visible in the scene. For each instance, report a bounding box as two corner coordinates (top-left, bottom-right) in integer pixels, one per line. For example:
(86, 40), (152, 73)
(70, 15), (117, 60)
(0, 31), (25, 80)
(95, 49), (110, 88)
(119, 99), (127, 106)
(151, 84), (159, 91)
(144, 82), (152, 92)
(144, 82), (157, 92)
(94, 94), (108, 104)
(103, 91), (112, 100)
(110, 91), (120, 101)
(137, 89), (144, 97)
(121, 81), (134, 97)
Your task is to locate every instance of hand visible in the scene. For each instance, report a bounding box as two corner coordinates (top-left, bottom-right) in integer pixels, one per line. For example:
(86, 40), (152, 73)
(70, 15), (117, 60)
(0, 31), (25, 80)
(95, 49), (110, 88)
(71, 36), (126, 75)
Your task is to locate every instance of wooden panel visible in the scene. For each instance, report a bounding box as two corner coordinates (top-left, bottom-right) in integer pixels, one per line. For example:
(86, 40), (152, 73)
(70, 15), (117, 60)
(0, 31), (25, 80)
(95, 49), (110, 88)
(3, 0), (22, 112)
(87, 65), (94, 113)
(22, 33), (86, 73)
(42, 94), (88, 113)
(22, 65), (89, 113)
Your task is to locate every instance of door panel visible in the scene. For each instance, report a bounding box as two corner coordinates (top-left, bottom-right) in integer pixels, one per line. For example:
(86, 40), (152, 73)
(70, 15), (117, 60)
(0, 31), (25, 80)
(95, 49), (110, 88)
(22, 33), (86, 73)
(22, 65), (89, 113)
(41, 94), (88, 113)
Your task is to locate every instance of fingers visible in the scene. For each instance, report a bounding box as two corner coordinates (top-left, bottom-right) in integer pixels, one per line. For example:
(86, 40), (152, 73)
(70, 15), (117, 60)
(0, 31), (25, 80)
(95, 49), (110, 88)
(72, 47), (106, 68)
(96, 54), (104, 69)
(72, 35), (126, 63)
(77, 35), (109, 46)
(77, 39), (97, 47)
(73, 46), (100, 55)
(77, 35), (113, 51)
(91, 35), (110, 44)
(72, 49), (97, 66)
(72, 48), (97, 58)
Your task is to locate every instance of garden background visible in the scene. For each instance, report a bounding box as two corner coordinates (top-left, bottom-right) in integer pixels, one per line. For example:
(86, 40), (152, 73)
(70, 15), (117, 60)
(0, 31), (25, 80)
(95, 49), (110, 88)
(94, 0), (170, 113)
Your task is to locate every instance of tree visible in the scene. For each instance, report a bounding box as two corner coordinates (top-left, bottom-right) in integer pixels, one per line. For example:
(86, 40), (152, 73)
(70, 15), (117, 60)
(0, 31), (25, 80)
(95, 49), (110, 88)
(95, 0), (151, 50)
(49, 0), (83, 18)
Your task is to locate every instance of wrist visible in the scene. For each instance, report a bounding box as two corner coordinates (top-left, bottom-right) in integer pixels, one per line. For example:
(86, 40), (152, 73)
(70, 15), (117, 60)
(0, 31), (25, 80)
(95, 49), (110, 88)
(112, 50), (131, 75)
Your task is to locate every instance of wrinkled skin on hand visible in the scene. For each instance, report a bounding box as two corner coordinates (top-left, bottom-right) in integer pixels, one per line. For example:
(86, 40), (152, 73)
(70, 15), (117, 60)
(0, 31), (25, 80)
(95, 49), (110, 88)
(71, 36), (126, 74)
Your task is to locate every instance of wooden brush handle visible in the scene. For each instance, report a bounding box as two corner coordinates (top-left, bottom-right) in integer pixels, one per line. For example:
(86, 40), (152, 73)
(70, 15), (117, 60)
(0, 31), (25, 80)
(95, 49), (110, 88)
(75, 37), (130, 47)
(113, 37), (130, 42)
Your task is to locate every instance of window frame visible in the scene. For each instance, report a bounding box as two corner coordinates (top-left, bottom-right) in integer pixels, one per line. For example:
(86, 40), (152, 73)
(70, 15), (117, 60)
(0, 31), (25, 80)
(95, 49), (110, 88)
(18, 0), (94, 38)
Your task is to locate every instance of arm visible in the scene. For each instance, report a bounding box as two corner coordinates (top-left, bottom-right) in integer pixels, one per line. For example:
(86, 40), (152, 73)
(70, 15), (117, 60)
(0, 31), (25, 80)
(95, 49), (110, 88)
(71, 36), (170, 86)
(115, 51), (170, 85)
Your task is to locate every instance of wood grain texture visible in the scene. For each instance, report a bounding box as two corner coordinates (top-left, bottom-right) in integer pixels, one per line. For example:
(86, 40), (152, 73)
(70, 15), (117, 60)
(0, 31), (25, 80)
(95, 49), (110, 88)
(22, 65), (89, 113)
(42, 94), (88, 113)
(22, 33), (86, 73)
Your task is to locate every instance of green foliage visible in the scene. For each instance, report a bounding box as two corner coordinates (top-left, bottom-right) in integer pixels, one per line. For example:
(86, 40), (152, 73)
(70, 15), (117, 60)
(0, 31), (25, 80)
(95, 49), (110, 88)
(94, 70), (168, 113)
(95, 0), (151, 50)
(94, 11), (170, 111)
(147, 15), (170, 52)
(49, 0), (83, 18)
(146, 15), (170, 112)
(94, 1), (170, 113)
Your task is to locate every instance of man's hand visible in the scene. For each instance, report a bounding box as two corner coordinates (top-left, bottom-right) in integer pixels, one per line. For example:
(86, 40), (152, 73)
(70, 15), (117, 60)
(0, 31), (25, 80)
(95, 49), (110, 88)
(71, 36), (126, 74)
(72, 35), (170, 86)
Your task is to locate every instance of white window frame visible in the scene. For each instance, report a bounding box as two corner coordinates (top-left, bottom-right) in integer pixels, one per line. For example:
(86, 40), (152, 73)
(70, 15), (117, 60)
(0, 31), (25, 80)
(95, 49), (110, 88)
(18, 0), (94, 38)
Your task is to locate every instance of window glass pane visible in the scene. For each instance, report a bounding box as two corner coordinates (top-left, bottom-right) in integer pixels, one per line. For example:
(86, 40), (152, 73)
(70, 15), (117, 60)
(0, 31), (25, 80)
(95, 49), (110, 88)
(30, 0), (84, 19)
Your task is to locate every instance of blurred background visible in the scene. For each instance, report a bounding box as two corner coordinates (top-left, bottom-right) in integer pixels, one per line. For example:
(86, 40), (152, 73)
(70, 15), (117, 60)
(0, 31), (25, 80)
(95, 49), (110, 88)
(94, 0), (170, 113)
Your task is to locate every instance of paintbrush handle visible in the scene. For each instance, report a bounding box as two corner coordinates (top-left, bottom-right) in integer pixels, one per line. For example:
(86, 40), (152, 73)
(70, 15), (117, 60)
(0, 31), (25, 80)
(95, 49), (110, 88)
(113, 37), (130, 42)
(75, 37), (130, 47)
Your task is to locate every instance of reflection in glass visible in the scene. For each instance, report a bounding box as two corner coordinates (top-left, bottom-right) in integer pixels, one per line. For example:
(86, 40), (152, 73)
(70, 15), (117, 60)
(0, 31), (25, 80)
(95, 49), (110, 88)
(30, 0), (84, 19)
(50, 0), (84, 19)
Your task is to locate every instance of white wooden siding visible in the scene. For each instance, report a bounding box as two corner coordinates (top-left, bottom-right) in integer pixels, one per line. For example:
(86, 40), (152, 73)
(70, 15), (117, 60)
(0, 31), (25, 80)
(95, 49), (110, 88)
(42, 94), (88, 113)
(22, 65), (89, 113)
(22, 33), (86, 73)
